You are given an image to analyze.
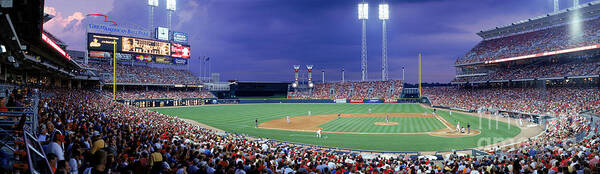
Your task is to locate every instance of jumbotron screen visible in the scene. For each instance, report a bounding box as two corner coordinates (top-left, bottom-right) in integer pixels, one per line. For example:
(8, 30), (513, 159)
(121, 37), (170, 56)
(171, 43), (190, 58)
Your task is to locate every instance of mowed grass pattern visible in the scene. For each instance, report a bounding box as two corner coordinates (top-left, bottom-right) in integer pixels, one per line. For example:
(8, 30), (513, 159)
(150, 104), (521, 152)
(320, 117), (446, 133)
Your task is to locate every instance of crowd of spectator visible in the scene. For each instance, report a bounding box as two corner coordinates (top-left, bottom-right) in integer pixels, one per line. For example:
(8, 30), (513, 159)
(423, 86), (600, 116)
(288, 80), (403, 99)
(457, 18), (600, 65)
(454, 60), (600, 82)
(30, 87), (600, 173)
(102, 90), (215, 100)
(88, 62), (200, 84)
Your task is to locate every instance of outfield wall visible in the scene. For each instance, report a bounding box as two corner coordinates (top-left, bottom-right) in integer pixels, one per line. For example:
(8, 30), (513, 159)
(116, 98), (424, 107)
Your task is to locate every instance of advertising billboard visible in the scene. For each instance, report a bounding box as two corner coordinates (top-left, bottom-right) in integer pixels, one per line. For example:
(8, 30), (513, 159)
(115, 53), (132, 61)
(334, 99), (347, 103)
(173, 58), (188, 65)
(121, 37), (170, 56)
(365, 99), (383, 103)
(87, 23), (151, 39)
(172, 32), (188, 43)
(171, 43), (190, 58)
(155, 56), (172, 64)
(350, 99), (363, 103)
(384, 99), (398, 103)
(135, 55), (153, 62)
(87, 33), (120, 51)
(89, 51), (111, 58)
(156, 27), (169, 40)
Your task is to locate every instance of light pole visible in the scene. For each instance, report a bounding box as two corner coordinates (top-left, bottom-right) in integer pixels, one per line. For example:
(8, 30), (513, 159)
(379, 2), (389, 81)
(148, 0), (158, 29)
(358, 1), (368, 81)
(166, 0), (176, 29)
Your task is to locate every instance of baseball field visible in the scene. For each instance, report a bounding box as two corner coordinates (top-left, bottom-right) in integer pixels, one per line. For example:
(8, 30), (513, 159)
(150, 103), (521, 152)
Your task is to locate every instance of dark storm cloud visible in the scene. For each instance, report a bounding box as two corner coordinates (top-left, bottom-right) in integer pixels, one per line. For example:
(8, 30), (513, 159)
(50, 0), (597, 83)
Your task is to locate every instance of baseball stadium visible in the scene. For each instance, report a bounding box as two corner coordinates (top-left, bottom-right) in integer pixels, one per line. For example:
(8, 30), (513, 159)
(0, 0), (599, 173)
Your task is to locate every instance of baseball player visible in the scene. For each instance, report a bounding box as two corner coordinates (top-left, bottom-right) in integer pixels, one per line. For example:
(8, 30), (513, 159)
(286, 116), (290, 124)
(337, 113), (341, 120)
(316, 128), (323, 138)
(255, 118), (258, 128)
(308, 110), (311, 116)
(450, 111), (452, 116)
(467, 124), (471, 134)
(386, 114), (389, 123)
(519, 118), (523, 127)
(456, 121), (460, 132)
(368, 108), (372, 113)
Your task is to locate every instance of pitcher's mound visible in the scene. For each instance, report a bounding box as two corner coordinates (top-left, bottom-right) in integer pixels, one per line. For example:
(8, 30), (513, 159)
(375, 122), (399, 126)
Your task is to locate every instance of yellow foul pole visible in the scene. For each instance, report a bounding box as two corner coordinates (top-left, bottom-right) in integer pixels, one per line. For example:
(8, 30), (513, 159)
(113, 42), (116, 100)
(418, 53), (422, 98)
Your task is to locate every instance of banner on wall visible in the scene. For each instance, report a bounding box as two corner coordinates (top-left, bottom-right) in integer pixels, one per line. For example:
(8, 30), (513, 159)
(365, 99), (382, 103)
(334, 99), (347, 103)
(384, 99), (398, 103)
(350, 99), (363, 103)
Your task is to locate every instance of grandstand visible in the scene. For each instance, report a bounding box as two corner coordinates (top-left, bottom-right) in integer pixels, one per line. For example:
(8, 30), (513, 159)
(454, 2), (600, 84)
(288, 80), (404, 99)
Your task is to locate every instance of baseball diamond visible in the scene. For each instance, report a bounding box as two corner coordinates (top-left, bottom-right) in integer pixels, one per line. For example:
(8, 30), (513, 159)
(151, 103), (525, 152)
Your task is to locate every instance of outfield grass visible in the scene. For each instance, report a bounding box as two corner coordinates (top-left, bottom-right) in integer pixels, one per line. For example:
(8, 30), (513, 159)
(150, 103), (521, 152)
(320, 117), (446, 133)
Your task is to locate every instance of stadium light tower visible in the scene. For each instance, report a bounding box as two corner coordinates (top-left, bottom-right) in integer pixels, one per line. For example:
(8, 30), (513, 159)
(166, 0), (176, 29)
(358, 1), (368, 81)
(379, 2), (389, 81)
(148, 0), (158, 29)
(574, 0), (579, 7)
(293, 65), (300, 88)
(554, 0), (559, 13)
(307, 65), (314, 88)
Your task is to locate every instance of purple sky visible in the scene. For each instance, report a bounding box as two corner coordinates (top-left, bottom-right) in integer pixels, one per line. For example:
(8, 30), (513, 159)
(42, 0), (590, 83)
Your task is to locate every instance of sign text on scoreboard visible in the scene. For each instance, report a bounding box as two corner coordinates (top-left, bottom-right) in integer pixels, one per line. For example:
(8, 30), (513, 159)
(121, 37), (170, 56)
(172, 32), (188, 43)
(171, 43), (190, 58)
(155, 56), (173, 64)
(88, 33), (120, 51)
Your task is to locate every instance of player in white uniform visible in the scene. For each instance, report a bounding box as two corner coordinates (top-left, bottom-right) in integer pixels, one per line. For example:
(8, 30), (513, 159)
(456, 121), (460, 132)
(286, 116), (290, 124)
(368, 108), (372, 113)
(316, 128), (322, 138)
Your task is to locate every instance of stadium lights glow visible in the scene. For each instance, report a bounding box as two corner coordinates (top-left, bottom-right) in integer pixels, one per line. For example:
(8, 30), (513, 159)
(42, 33), (70, 60)
(485, 44), (600, 64)
(379, 3), (389, 20)
(148, 0), (158, 7)
(308, 82), (314, 88)
(292, 82), (298, 88)
(166, 0), (176, 11)
(358, 2), (368, 20)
